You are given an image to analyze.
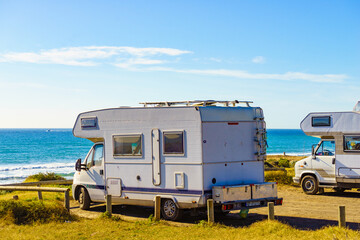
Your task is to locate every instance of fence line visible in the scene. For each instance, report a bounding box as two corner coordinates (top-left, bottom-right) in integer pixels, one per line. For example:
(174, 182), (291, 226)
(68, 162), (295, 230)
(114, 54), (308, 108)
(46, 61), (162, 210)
(0, 186), (70, 211)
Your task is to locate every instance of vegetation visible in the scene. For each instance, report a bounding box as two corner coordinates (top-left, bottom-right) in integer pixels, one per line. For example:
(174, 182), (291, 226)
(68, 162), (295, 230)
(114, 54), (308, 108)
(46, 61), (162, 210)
(0, 217), (359, 240)
(265, 155), (305, 185)
(0, 199), (74, 225)
(24, 172), (66, 182)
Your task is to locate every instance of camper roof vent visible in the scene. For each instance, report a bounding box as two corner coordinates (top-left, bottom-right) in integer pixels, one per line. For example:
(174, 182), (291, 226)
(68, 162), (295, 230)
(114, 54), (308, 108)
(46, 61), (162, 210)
(354, 101), (360, 112)
(139, 100), (253, 107)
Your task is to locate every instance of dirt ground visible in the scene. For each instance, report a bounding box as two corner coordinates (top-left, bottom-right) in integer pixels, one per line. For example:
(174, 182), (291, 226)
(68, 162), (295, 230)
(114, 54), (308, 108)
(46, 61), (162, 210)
(70, 185), (360, 230)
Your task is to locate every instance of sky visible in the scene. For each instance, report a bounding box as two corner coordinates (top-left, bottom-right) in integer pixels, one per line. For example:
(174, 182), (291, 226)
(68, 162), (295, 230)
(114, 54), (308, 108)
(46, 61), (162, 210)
(0, 0), (359, 129)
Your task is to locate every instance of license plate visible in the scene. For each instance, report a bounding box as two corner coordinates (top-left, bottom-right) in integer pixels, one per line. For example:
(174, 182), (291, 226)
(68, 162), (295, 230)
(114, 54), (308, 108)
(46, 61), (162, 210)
(246, 201), (260, 207)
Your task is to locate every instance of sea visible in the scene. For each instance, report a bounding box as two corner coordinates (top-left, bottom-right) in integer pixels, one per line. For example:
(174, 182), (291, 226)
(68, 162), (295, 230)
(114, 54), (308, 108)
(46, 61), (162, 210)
(0, 129), (319, 184)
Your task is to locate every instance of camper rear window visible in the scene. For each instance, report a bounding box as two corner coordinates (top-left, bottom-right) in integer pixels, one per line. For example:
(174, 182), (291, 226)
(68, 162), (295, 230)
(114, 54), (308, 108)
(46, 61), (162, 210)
(113, 135), (142, 157)
(344, 136), (360, 151)
(163, 132), (184, 155)
(312, 116), (331, 127)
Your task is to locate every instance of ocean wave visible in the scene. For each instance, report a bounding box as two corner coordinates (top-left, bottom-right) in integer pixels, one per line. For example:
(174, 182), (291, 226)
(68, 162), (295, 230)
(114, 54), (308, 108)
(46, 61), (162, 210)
(267, 152), (312, 156)
(0, 162), (74, 172)
(0, 162), (76, 184)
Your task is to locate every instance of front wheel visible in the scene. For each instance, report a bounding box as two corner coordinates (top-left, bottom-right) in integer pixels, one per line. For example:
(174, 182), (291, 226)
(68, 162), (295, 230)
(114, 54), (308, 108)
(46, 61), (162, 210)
(78, 187), (91, 210)
(301, 175), (318, 195)
(161, 199), (182, 221)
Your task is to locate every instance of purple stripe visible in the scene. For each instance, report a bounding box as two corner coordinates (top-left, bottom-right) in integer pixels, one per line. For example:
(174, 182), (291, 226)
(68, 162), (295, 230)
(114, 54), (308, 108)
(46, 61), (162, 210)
(122, 186), (203, 195)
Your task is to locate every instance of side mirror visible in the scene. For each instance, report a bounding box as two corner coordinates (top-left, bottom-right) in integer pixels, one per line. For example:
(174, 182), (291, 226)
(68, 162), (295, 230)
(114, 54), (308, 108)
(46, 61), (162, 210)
(75, 158), (82, 171)
(76, 158), (88, 171)
(311, 145), (316, 159)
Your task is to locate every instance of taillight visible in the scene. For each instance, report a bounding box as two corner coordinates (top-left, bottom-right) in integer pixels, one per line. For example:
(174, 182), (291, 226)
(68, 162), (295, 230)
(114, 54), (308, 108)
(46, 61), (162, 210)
(222, 204), (234, 211)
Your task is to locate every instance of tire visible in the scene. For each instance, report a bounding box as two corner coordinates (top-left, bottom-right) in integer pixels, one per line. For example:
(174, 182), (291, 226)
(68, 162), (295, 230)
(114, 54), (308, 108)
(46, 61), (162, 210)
(301, 175), (318, 195)
(78, 187), (91, 210)
(161, 199), (182, 221)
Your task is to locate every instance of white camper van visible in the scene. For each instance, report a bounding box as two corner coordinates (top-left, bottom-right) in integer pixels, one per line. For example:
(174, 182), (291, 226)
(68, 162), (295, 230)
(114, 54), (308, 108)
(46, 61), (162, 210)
(72, 100), (282, 220)
(294, 101), (360, 194)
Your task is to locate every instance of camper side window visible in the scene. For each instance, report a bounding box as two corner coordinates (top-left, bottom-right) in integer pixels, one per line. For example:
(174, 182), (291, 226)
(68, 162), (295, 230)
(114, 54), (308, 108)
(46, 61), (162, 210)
(312, 116), (331, 127)
(113, 135), (143, 157)
(344, 136), (360, 151)
(163, 131), (184, 155)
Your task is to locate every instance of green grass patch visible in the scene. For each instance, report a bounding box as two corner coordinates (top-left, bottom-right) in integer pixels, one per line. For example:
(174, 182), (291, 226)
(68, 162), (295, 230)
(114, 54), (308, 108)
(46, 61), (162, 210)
(0, 200), (74, 225)
(24, 172), (66, 182)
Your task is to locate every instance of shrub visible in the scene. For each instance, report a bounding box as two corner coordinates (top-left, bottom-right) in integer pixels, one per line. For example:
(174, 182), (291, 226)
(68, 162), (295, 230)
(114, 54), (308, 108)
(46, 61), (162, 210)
(0, 200), (74, 225)
(278, 159), (290, 168)
(265, 170), (293, 185)
(24, 172), (65, 182)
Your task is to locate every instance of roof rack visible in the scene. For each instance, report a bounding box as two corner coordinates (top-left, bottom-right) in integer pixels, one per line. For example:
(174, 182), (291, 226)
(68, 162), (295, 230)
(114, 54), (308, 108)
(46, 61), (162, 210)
(139, 100), (253, 107)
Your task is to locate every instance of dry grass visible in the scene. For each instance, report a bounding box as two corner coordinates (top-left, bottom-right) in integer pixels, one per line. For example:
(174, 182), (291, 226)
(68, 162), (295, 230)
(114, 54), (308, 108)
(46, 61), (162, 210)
(0, 217), (359, 240)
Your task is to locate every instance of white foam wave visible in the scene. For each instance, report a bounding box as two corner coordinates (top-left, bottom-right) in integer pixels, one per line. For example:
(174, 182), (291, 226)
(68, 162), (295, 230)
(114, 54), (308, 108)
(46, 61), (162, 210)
(267, 152), (312, 156)
(0, 162), (74, 172)
(0, 162), (75, 184)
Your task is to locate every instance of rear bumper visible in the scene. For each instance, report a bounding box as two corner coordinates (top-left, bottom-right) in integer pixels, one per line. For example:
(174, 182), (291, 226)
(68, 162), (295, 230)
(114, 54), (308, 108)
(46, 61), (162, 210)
(220, 197), (283, 212)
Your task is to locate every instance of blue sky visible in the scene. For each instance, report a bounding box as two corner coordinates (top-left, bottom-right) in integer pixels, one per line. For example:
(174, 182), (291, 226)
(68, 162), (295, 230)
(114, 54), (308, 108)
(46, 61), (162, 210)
(0, 0), (359, 128)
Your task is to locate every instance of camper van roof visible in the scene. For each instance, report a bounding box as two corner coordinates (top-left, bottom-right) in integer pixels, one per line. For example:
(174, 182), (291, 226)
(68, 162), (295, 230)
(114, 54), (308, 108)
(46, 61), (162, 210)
(139, 100), (253, 107)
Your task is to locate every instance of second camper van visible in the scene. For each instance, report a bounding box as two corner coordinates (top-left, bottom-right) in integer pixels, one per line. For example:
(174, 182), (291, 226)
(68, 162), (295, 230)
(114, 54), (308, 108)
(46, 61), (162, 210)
(294, 101), (360, 194)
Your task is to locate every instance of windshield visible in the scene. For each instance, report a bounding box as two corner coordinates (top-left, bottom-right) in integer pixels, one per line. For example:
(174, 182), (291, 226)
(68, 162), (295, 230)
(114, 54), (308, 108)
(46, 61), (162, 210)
(315, 140), (335, 156)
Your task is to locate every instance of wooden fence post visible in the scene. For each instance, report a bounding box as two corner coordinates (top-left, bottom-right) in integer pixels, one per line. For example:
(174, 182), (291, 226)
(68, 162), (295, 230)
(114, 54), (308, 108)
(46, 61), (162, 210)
(339, 206), (346, 228)
(106, 195), (112, 216)
(154, 196), (161, 221)
(37, 184), (43, 200)
(268, 202), (275, 220)
(207, 199), (214, 223)
(64, 189), (70, 211)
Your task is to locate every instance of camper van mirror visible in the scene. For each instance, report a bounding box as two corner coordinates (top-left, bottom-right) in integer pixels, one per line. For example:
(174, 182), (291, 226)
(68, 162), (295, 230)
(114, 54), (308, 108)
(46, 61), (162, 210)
(311, 145), (316, 158)
(75, 158), (81, 171)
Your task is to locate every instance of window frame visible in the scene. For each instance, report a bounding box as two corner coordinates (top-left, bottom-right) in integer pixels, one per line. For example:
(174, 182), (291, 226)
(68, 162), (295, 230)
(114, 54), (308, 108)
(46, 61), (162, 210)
(311, 116), (331, 127)
(162, 131), (185, 156)
(92, 144), (104, 167)
(343, 135), (360, 152)
(314, 140), (335, 156)
(85, 143), (104, 168)
(112, 134), (143, 158)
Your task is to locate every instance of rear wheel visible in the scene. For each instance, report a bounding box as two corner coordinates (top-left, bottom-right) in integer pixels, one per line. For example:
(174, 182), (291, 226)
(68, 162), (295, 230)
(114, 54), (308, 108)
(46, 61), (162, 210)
(301, 175), (318, 195)
(161, 199), (182, 221)
(78, 187), (91, 210)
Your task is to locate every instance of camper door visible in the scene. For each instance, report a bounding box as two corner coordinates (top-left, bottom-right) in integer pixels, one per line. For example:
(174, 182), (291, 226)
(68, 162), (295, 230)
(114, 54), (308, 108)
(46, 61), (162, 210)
(312, 140), (336, 181)
(81, 143), (105, 201)
(336, 136), (360, 178)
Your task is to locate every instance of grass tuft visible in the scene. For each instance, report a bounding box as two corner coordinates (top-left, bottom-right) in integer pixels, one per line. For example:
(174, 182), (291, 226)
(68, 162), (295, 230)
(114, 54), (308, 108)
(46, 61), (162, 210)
(24, 172), (66, 182)
(265, 170), (293, 185)
(0, 200), (74, 225)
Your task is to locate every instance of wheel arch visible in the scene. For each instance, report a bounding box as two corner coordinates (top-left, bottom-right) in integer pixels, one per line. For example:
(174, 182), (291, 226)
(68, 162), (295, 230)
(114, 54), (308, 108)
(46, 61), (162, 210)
(74, 185), (91, 201)
(300, 172), (319, 184)
(154, 195), (180, 208)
